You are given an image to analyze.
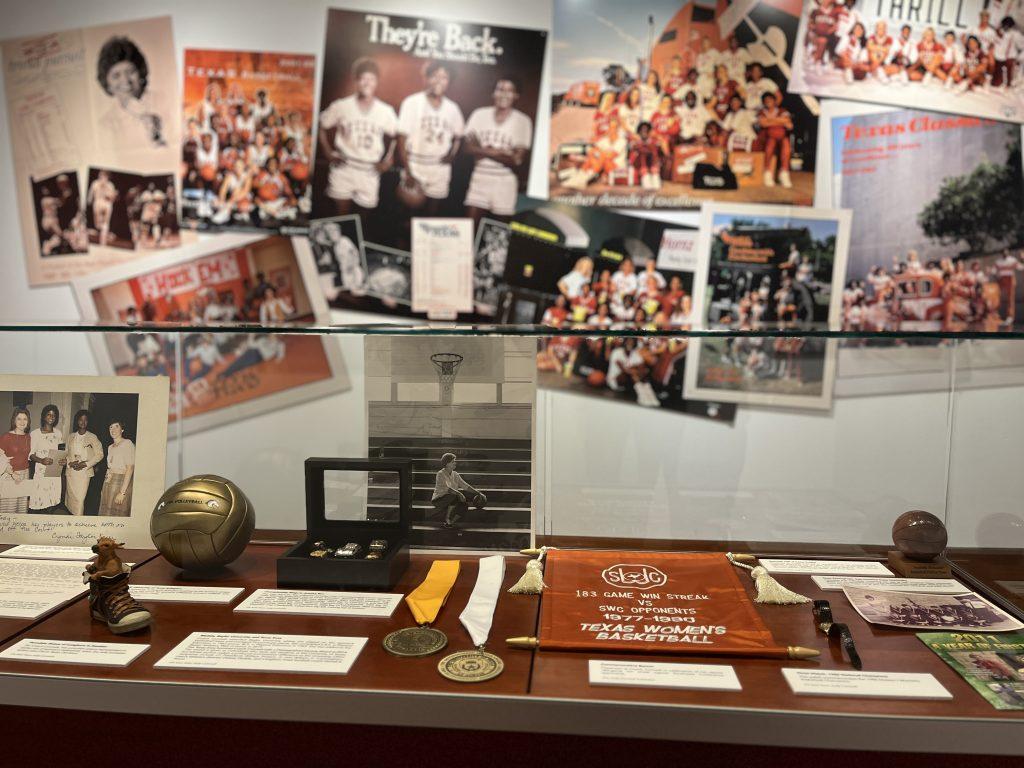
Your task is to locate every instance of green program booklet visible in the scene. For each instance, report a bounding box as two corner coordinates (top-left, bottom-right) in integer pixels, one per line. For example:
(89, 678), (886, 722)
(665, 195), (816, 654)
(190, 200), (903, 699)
(919, 632), (1024, 710)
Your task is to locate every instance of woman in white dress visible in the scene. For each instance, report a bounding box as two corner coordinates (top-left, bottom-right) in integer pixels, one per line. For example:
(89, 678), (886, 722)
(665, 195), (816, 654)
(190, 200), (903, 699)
(99, 420), (135, 517)
(28, 404), (64, 513)
(65, 409), (103, 516)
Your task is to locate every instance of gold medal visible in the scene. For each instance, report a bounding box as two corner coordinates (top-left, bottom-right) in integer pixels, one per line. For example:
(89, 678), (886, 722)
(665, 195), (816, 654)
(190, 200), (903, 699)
(383, 560), (460, 657)
(437, 648), (504, 682)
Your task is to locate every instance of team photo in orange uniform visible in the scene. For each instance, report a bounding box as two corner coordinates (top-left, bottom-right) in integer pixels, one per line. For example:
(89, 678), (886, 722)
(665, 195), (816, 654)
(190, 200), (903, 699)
(180, 49), (316, 232)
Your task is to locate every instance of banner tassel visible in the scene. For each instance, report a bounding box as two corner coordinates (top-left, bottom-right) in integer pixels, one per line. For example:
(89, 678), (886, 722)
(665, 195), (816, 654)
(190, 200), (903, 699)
(508, 547), (555, 594)
(727, 552), (810, 605)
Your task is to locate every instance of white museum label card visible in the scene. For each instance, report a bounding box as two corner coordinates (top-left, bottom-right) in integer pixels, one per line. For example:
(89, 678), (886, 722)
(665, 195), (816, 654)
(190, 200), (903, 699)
(0, 639), (149, 667)
(411, 218), (473, 316)
(128, 585), (244, 604)
(0, 545), (95, 561)
(760, 559), (893, 576)
(589, 659), (741, 692)
(812, 576), (965, 594)
(782, 669), (952, 700)
(154, 632), (366, 674)
(233, 588), (401, 618)
(656, 229), (700, 273)
(0, 557), (89, 619)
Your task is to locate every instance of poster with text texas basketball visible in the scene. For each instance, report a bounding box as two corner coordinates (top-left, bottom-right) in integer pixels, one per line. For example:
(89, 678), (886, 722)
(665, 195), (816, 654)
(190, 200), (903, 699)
(310, 9), (547, 319)
(790, 0), (1024, 124)
(538, 549), (793, 657)
(72, 235), (350, 436)
(180, 49), (316, 233)
(548, 0), (819, 210)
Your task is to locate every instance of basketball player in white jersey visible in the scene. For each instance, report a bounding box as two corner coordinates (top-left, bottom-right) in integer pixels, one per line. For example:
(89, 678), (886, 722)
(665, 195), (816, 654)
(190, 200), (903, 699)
(87, 170), (118, 246)
(139, 183), (166, 247)
(38, 186), (63, 255)
(463, 76), (532, 229)
(315, 220), (366, 297)
(397, 61), (465, 215)
(319, 57), (398, 215)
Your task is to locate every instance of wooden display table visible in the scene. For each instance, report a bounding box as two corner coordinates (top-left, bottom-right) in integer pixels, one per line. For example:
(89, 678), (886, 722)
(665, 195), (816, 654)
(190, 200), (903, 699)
(0, 545), (1019, 758)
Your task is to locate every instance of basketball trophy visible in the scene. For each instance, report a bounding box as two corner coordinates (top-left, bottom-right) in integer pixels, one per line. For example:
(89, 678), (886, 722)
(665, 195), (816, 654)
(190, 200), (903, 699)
(887, 510), (952, 578)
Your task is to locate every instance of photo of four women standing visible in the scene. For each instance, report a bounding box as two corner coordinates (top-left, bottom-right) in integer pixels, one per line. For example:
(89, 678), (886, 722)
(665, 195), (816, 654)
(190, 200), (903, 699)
(0, 392), (140, 517)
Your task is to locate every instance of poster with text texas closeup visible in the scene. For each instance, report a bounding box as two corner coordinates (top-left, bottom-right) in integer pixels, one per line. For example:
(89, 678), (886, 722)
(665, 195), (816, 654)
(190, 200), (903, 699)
(548, 0), (819, 210)
(790, 0), (1024, 123)
(310, 10), (547, 319)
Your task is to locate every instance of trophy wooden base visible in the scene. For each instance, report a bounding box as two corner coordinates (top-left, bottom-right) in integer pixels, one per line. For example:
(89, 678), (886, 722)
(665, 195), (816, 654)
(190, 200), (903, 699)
(887, 551), (953, 579)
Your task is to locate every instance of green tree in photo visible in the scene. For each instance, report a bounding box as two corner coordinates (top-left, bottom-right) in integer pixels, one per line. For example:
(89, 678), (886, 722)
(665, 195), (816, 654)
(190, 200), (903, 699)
(919, 129), (1024, 255)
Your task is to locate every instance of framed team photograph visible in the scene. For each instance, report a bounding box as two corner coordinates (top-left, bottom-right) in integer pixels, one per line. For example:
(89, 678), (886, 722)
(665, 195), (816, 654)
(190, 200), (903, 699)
(180, 49), (316, 233)
(31, 170), (88, 257)
(365, 335), (536, 550)
(309, 8), (547, 319)
(548, 0), (820, 210)
(790, 0), (1024, 123)
(0, 374), (169, 549)
(3, 16), (182, 285)
(684, 202), (851, 409)
(308, 215), (369, 308)
(496, 197), (735, 422)
(72, 234), (351, 436)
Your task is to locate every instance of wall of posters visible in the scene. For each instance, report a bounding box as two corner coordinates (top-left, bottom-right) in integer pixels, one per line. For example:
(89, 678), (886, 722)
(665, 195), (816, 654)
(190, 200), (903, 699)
(180, 49), (316, 233)
(309, 9), (547, 319)
(548, 0), (818, 210)
(818, 102), (1024, 332)
(497, 198), (734, 421)
(0, 374), (168, 548)
(685, 202), (851, 409)
(2, 16), (183, 285)
(73, 235), (350, 435)
(790, 0), (1024, 123)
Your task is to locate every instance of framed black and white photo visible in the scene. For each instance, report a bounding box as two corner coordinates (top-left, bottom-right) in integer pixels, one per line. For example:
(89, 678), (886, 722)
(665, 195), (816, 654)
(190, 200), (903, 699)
(365, 336), (536, 550)
(0, 374), (169, 548)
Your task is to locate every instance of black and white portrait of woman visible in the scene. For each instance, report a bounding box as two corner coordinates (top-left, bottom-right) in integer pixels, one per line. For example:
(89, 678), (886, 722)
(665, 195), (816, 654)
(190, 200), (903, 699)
(95, 35), (167, 149)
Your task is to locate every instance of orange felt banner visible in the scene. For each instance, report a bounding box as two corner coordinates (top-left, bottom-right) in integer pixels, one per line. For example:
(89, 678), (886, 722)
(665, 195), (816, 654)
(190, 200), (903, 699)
(538, 550), (790, 658)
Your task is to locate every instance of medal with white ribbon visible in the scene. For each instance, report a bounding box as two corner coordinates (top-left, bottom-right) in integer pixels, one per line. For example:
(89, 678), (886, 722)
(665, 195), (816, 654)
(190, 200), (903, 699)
(438, 555), (506, 682)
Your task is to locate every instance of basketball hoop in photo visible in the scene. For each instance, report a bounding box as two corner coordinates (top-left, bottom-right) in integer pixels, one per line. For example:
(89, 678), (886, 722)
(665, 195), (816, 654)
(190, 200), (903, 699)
(431, 352), (463, 405)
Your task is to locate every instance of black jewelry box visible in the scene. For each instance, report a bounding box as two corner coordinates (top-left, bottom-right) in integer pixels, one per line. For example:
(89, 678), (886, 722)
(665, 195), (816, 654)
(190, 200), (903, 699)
(276, 457), (412, 590)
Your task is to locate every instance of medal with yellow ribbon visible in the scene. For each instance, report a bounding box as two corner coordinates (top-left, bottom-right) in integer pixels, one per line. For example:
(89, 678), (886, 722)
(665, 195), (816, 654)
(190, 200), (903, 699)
(383, 560), (461, 657)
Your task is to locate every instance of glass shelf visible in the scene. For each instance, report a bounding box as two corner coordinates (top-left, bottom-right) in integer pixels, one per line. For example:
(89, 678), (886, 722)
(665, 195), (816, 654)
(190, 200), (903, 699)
(3, 319), (1024, 339)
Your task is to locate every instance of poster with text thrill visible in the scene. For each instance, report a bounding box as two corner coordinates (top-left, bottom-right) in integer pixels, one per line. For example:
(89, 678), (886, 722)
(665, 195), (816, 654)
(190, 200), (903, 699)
(73, 235), (349, 436)
(548, 0), (818, 210)
(498, 197), (735, 422)
(2, 16), (183, 285)
(790, 0), (1024, 123)
(819, 102), (1024, 332)
(180, 49), (316, 233)
(310, 10), (547, 319)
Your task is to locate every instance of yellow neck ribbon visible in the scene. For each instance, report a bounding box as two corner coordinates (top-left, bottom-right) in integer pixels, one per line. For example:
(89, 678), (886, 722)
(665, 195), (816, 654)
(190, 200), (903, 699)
(406, 560), (461, 625)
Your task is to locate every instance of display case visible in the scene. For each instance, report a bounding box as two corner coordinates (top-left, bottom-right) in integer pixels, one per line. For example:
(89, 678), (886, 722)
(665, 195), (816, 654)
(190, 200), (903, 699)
(0, 321), (1021, 756)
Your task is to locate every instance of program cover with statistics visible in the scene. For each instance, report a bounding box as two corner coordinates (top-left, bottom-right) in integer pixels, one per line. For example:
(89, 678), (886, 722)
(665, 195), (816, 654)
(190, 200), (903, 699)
(919, 631), (1024, 710)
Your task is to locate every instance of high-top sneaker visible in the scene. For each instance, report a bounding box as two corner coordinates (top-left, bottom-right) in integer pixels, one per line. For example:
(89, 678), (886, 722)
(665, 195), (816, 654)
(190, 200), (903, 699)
(88, 571), (151, 634)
